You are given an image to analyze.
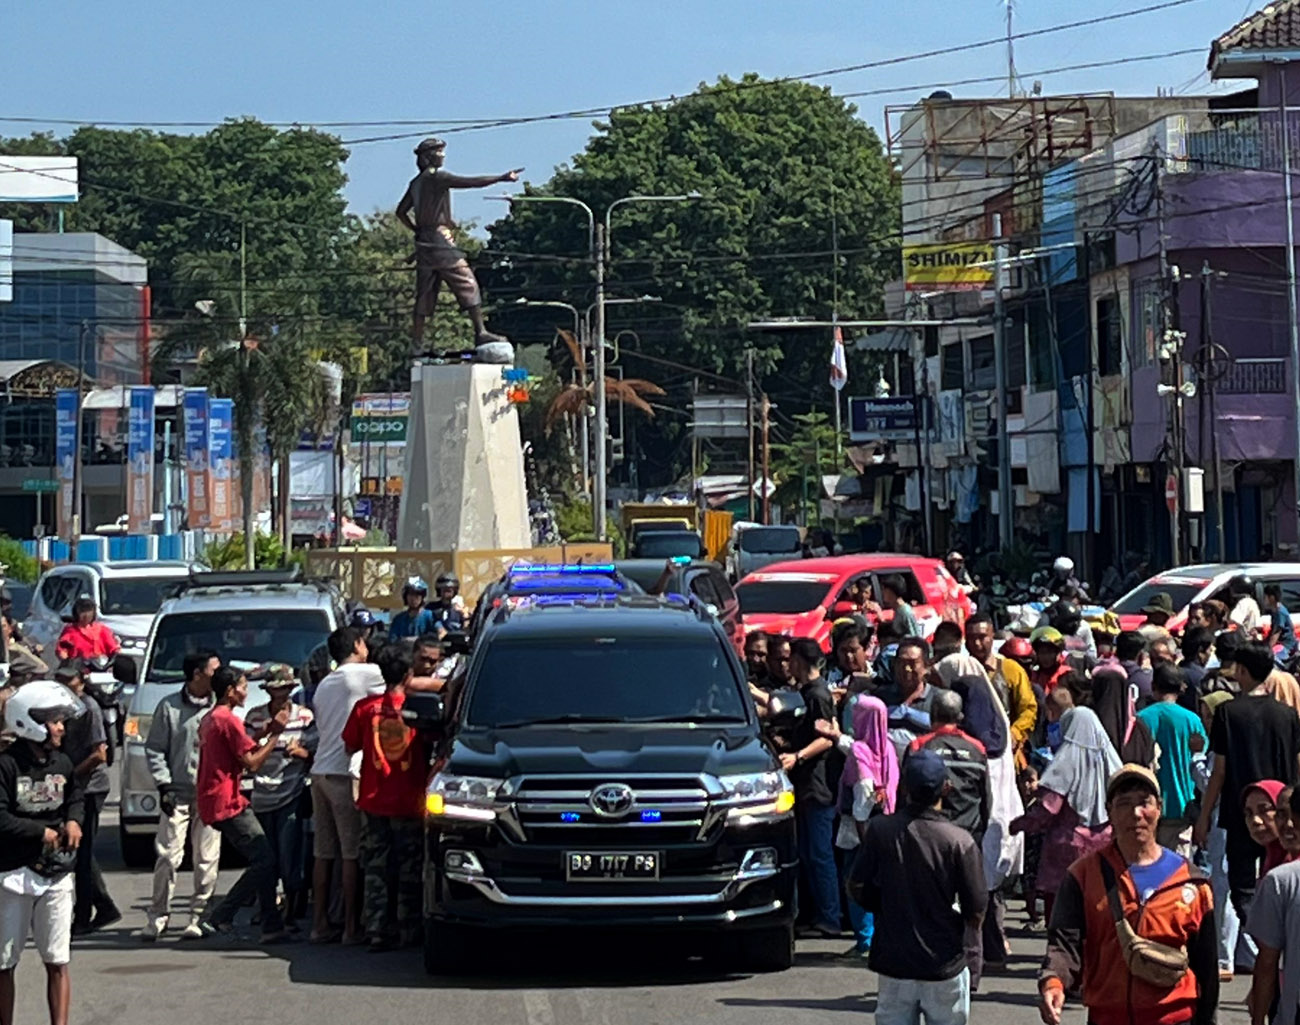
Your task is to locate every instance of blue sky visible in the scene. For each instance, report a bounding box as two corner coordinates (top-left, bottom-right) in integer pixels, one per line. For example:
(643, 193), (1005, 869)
(2, 0), (1250, 232)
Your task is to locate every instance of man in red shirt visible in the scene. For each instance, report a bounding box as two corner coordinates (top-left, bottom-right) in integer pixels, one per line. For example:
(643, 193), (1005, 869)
(342, 644), (427, 952)
(54, 598), (119, 664)
(195, 666), (289, 943)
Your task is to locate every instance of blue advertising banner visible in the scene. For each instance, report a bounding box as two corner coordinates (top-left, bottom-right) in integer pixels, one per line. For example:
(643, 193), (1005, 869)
(55, 388), (77, 539)
(208, 397), (233, 532)
(182, 388), (210, 528)
(127, 387), (155, 534)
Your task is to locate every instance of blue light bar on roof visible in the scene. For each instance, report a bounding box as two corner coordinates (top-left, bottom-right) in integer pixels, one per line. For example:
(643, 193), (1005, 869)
(670, 555), (692, 565)
(508, 564), (617, 575)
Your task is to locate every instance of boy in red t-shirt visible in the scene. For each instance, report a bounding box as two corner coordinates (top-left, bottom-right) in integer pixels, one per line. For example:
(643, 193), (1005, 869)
(196, 666), (289, 943)
(342, 644), (426, 951)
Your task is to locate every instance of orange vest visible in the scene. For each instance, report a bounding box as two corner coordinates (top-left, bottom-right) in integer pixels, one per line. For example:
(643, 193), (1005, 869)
(1070, 845), (1212, 1025)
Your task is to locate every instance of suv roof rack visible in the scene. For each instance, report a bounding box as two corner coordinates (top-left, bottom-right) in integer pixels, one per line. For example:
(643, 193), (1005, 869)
(167, 567), (338, 600)
(489, 591), (712, 626)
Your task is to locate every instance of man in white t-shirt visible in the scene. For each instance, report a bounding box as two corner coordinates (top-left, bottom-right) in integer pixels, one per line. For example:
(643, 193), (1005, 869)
(308, 626), (383, 945)
(1229, 576), (1262, 638)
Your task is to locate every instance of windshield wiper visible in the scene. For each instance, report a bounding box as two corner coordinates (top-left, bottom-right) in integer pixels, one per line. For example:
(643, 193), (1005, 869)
(486, 714), (625, 728)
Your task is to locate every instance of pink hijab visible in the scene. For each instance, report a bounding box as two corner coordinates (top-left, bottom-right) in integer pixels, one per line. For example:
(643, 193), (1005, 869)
(842, 695), (899, 814)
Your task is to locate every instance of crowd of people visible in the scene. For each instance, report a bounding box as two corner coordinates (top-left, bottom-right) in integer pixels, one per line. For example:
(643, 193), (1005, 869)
(747, 573), (1300, 1025)
(0, 583), (463, 1025)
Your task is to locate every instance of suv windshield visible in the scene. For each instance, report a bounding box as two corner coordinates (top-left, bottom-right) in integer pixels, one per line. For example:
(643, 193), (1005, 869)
(465, 636), (748, 728)
(632, 533), (702, 559)
(738, 527), (801, 555)
(735, 579), (830, 614)
(1111, 581), (1204, 616)
(101, 577), (185, 616)
(146, 609), (331, 681)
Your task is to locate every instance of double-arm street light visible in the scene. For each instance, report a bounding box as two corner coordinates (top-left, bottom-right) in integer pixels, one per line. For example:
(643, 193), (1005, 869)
(499, 191), (699, 539)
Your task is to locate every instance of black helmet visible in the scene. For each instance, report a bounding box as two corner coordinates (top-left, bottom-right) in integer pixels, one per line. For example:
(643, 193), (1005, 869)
(1049, 600), (1082, 634)
(435, 572), (460, 592)
(1229, 574), (1255, 596)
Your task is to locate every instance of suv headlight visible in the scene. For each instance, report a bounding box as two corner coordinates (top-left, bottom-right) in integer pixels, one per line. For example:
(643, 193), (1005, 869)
(718, 771), (795, 823)
(425, 773), (505, 822)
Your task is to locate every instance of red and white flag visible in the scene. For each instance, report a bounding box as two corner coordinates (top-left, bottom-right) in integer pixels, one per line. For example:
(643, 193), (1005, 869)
(829, 325), (848, 392)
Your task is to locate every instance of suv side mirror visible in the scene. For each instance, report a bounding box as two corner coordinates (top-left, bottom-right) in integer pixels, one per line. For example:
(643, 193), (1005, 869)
(112, 654), (138, 686)
(401, 691), (445, 731)
(767, 690), (807, 721)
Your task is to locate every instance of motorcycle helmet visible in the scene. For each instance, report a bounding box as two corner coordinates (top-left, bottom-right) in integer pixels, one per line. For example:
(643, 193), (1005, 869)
(1001, 636), (1034, 661)
(350, 607), (377, 629)
(1048, 600), (1082, 636)
(1052, 556), (1074, 578)
(435, 571), (460, 594)
(1029, 626), (1065, 648)
(403, 576), (429, 597)
(4, 679), (83, 743)
(30, 843), (78, 880)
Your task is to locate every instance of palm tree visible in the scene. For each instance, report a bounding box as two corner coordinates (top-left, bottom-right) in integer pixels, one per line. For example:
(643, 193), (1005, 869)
(155, 253), (340, 566)
(544, 329), (667, 432)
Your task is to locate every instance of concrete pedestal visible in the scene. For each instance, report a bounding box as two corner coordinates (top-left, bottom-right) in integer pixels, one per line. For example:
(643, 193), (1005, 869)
(397, 361), (530, 551)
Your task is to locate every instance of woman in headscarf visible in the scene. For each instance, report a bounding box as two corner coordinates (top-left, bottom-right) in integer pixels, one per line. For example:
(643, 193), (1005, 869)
(1010, 707), (1120, 921)
(1091, 663), (1157, 766)
(1262, 666), (1300, 717)
(815, 695), (897, 957)
(1243, 779), (1288, 877)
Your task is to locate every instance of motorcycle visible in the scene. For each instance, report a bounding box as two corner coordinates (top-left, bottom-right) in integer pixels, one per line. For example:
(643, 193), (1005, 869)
(84, 655), (129, 760)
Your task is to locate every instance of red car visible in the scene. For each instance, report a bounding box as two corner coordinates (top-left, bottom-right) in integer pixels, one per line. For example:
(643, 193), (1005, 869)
(735, 554), (972, 651)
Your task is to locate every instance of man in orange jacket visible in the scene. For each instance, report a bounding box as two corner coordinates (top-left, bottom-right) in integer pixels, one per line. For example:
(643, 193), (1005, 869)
(1038, 764), (1219, 1025)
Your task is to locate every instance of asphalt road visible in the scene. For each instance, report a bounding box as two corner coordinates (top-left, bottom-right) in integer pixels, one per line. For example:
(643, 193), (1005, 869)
(12, 796), (1251, 1025)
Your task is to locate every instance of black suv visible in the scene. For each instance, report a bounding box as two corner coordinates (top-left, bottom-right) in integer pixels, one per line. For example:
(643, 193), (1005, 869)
(419, 594), (798, 973)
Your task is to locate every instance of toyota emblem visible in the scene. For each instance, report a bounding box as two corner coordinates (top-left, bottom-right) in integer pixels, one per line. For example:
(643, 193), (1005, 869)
(589, 783), (635, 818)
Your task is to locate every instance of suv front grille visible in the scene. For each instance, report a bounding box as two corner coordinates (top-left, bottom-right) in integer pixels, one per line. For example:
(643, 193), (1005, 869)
(509, 774), (714, 845)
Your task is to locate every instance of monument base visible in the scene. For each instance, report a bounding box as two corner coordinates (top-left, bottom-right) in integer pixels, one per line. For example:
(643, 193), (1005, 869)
(397, 360), (530, 551)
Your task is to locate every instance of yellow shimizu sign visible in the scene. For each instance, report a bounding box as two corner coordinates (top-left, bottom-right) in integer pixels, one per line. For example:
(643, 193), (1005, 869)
(903, 241), (994, 291)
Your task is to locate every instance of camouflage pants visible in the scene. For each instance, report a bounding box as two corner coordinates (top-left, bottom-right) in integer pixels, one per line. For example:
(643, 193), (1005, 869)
(359, 813), (423, 939)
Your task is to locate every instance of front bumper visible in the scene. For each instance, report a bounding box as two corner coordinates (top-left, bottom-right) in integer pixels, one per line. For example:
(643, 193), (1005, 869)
(424, 817), (797, 931)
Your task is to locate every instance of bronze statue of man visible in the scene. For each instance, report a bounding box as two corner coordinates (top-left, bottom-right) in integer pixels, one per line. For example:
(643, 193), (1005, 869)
(396, 137), (521, 353)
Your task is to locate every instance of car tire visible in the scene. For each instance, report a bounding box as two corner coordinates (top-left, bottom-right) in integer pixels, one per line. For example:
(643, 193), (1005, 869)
(734, 924), (795, 973)
(423, 917), (473, 975)
(119, 827), (155, 869)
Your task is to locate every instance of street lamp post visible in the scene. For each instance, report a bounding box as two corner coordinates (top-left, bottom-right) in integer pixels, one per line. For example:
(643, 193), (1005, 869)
(514, 298), (587, 493)
(70, 319), (90, 544)
(502, 191), (699, 540)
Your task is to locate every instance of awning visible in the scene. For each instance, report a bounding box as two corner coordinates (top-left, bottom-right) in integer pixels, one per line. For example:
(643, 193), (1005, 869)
(82, 385), (185, 410)
(0, 360), (81, 397)
(852, 327), (915, 354)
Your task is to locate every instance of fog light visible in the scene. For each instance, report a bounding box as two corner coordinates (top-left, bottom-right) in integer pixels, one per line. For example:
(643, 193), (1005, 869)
(774, 791), (795, 814)
(740, 847), (779, 873)
(141, 794), (157, 813)
(444, 850), (483, 873)
(426, 793), (445, 816)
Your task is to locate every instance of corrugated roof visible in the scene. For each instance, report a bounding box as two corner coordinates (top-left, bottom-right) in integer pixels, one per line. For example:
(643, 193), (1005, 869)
(1210, 0), (1300, 69)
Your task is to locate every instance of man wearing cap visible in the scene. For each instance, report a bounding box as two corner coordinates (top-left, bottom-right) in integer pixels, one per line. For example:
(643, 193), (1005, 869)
(1039, 764), (1218, 1025)
(1142, 592), (1176, 629)
(244, 665), (317, 933)
(1029, 627), (1071, 695)
(396, 137), (522, 351)
(848, 749), (987, 1024)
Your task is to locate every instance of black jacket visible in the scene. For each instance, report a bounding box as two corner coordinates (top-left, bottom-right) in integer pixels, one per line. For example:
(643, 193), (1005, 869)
(0, 742), (84, 873)
(848, 806), (988, 981)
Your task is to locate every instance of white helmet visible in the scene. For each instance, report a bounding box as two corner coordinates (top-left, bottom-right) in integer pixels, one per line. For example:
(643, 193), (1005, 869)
(1052, 556), (1075, 577)
(4, 680), (82, 743)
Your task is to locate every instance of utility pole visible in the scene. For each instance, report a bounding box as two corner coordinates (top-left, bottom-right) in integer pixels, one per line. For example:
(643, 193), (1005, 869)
(745, 346), (756, 522)
(1005, 0), (1018, 97)
(992, 213), (1013, 552)
(760, 395), (771, 525)
(593, 222), (608, 541)
(1277, 63), (1300, 546)
(71, 319), (88, 545)
(1202, 262), (1227, 560)
(1156, 165), (1182, 565)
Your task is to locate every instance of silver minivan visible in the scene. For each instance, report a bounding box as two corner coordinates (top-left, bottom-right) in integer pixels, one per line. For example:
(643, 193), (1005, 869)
(725, 524), (803, 582)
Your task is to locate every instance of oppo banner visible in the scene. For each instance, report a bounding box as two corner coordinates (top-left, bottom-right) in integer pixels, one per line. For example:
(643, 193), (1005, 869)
(126, 387), (155, 534)
(182, 388), (210, 528)
(208, 398), (234, 532)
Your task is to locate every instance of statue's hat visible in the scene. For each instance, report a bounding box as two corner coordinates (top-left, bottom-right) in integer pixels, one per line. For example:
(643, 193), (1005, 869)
(415, 137), (447, 154)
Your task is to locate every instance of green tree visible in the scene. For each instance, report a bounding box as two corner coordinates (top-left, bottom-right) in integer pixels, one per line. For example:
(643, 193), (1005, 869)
(770, 411), (848, 523)
(485, 75), (899, 486)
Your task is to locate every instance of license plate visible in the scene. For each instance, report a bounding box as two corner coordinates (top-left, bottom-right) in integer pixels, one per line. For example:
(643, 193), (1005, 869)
(565, 851), (660, 880)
